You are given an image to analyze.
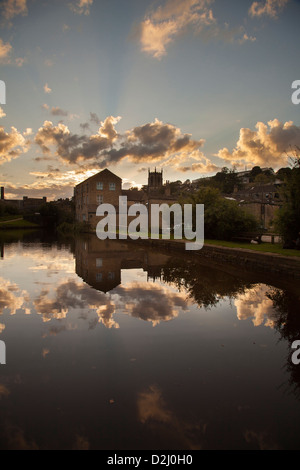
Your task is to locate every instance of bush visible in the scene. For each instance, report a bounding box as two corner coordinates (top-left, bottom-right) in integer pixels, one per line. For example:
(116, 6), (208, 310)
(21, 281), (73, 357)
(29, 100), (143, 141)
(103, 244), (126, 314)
(181, 187), (258, 240)
(274, 155), (300, 247)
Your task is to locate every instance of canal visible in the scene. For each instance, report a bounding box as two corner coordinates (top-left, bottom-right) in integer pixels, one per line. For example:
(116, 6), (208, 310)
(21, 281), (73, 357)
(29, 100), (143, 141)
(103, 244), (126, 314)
(0, 231), (300, 450)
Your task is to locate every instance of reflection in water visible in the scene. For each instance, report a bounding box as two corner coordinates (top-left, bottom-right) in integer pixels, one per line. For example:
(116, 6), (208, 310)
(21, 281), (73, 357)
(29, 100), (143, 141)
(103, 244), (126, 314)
(235, 285), (276, 328)
(0, 233), (300, 449)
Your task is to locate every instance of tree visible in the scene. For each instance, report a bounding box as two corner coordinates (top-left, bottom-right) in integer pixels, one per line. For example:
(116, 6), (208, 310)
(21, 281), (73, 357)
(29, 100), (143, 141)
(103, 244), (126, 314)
(250, 166), (262, 182)
(276, 167), (292, 181)
(275, 149), (300, 247)
(210, 167), (243, 194)
(181, 187), (258, 240)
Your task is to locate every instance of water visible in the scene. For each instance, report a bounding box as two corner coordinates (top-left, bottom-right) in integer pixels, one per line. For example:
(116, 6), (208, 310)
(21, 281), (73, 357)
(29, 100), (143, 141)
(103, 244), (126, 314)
(0, 231), (300, 450)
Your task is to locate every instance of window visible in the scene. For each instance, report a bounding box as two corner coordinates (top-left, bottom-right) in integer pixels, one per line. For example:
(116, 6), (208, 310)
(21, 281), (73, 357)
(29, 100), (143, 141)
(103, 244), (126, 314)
(109, 182), (116, 191)
(96, 258), (103, 268)
(97, 182), (103, 190)
(96, 273), (103, 282)
(97, 194), (103, 204)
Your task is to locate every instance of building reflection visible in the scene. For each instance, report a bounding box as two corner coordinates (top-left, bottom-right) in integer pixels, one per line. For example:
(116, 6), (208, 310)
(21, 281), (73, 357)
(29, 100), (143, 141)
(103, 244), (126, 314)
(75, 236), (171, 293)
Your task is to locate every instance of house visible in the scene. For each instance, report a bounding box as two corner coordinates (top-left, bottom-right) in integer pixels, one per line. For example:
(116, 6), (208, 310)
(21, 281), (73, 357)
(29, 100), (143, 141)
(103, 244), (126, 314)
(231, 182), (283, 230)
(74, 169), (122, 227)
(74, 168), (179, 231)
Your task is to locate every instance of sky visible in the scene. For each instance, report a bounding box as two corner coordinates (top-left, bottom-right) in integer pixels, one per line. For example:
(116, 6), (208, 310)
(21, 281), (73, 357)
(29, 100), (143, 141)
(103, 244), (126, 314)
(0, 0), (299, 200)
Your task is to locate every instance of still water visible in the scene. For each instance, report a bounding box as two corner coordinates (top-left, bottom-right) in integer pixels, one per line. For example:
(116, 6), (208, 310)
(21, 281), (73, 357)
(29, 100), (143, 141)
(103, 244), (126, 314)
(0, 231), (300, 450)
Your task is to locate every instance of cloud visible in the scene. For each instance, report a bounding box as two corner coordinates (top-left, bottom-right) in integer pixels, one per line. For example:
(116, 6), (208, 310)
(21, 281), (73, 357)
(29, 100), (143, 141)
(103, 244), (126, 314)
(34, 120), (109, 165)
(138, 0), (256, 59)
(50, 107), (69, 117)
(0, 0), (28, 21)
(216, 119), (300, 168)
(34, 117), (206, 171)
(0, 125), (30, 165)
(0, 38), (25, 66)
(238, 32), (256, 44)
(139, 0), (216, 59)
(0, 38), (13, 63)
(0, 107), (6, 118)
(43, 83), (52, 94)
(89, 112), (101, 126)
(177, 157), (220, 174)
(69, 0), (93, 16)
(110, 118), (205, 165)
(249, 0), (289, 18)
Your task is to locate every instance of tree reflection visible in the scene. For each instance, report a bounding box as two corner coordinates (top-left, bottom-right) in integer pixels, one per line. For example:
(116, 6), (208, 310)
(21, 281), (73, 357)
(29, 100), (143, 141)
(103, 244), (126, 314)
(266, 287), (300, 399)
(161, 257), (254, 309)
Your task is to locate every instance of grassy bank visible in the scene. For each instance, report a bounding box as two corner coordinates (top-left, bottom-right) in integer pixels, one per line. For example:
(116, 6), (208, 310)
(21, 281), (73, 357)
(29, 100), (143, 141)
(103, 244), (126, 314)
(205, 239), (300, 258)
(0, 218), (40, 229)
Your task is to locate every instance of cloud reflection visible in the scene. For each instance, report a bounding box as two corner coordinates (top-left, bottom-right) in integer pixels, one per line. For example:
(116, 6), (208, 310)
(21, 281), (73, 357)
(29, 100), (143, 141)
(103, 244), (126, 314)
(0, 277), (30, 316)
(137, 384), (205, 450)
(114, 282), (190, 326)
(235, 284), (276, 328)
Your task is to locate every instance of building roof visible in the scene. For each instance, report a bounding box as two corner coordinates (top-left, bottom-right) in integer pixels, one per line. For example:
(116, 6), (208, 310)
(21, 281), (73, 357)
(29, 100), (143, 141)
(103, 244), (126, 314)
(122, 189), (146, 202)
(76, 168), (122, 187)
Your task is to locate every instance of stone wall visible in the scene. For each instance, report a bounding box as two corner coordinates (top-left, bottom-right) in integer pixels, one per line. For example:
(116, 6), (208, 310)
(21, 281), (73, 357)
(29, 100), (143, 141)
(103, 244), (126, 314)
(134, 238), (300, 280)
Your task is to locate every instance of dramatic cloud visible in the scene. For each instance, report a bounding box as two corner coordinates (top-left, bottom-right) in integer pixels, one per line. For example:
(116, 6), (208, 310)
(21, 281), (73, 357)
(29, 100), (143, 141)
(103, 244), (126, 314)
(69, 0), (93, 16)
(249, 0), (289, 18)
(138, 0), (256, 59)
(216, 119), (300, 168)
(0, 125), (30, 165)
(34, 117), (206, 171)
(0, 0), (28, 21)
(34, 119), (113, 165)
(139, 0), (216, 59)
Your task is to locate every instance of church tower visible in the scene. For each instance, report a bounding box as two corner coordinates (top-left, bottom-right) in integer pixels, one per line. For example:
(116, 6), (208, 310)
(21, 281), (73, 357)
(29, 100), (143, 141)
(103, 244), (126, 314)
(148, 168), (163, 193)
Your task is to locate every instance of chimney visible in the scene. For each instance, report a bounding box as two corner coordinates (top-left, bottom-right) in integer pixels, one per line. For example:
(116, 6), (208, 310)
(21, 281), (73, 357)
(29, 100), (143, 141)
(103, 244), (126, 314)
(0, 187), (4, 200)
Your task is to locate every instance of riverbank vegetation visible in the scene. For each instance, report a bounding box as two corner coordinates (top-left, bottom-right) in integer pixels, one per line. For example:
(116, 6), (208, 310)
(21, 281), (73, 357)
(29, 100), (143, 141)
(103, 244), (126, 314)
(275, 150), (300, 248)
(180, 186), (258, 240)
